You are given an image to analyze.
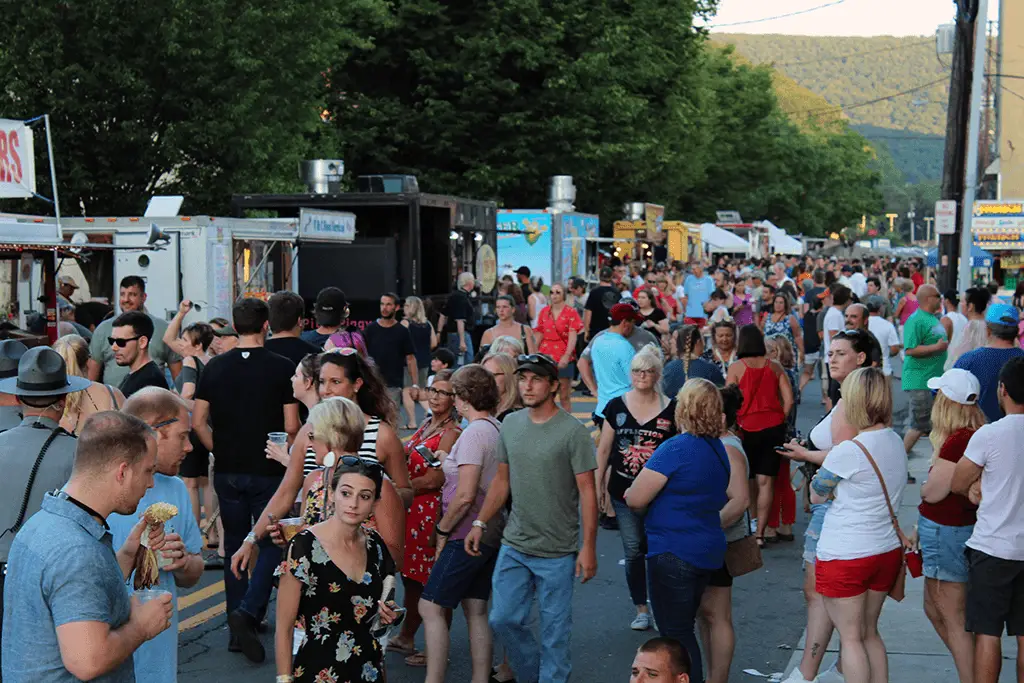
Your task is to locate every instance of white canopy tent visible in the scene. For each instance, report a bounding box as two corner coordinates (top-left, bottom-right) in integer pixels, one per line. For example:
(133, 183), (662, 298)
(701, 223), (750, 255)
(759, 220), (803, 255)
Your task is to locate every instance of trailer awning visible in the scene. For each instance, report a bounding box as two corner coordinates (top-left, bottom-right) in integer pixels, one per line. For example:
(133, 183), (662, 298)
(701, 223), (750, 254)
(760, 220), (803, 255)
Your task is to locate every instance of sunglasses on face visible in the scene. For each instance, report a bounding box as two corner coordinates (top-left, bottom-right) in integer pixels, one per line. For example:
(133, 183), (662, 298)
(108, 336), (141, 348)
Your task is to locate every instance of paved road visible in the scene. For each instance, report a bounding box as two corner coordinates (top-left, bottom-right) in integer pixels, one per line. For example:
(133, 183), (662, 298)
(175, 374), (909, 682)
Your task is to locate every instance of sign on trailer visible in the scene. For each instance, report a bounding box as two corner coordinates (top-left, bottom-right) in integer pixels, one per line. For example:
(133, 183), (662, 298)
(935, 200), (957, 235)
(0, 119), (35, 199)
(298, 208), (356, 241)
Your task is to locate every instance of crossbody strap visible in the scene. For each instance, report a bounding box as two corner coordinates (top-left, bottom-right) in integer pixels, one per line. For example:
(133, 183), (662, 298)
(851, 438), (910, 548)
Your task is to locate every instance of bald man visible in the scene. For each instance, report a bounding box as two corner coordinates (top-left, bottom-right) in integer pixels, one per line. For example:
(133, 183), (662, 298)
(901, 284), (949, 472)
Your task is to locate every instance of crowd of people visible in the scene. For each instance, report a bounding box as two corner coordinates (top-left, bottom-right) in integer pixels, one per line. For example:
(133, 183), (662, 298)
(0, 250), (1022, 683)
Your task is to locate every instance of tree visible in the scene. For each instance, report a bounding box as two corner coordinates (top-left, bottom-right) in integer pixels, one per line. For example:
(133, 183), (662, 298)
(0, 0), (387, 215)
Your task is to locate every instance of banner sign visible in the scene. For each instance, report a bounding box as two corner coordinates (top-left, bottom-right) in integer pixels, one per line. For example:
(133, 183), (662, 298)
(0, 119), (36, 199)
(496, 210), (553, 286)
(298, 208), (356, 242)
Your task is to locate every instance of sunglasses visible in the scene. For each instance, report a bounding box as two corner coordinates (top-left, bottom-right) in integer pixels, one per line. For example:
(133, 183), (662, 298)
(329, 347), (360, 357)
(425, 386), (456, 398)
(108, 336), (141, 348)
(517, 353), (557, 369)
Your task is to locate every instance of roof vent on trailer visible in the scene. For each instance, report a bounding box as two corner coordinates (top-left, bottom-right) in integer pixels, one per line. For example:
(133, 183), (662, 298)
(547, 175), (576, 212)
(299, 159), (345, 194)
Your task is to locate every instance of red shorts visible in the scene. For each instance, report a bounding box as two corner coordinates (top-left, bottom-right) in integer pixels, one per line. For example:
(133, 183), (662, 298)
(815, 547), (903, 598)
(684, 317), (707, 327)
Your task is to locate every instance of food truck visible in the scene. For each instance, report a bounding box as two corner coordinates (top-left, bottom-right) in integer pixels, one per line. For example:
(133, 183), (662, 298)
(971, 200), (1024, 290)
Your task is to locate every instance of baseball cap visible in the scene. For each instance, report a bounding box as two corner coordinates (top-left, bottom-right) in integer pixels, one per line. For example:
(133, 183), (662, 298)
(515, 353), (558, 381)
(213, 323), (239, 337)
(515, 266), (531, 277)
(864, 295), (886, 313)
(57, 274), (79, 289)
(927, 368), (981, 405)
(610, 302), (644, 323)
(985, 303), (1019, 326)
(314, 287), (348, 313)
(841, 264), (852, 273)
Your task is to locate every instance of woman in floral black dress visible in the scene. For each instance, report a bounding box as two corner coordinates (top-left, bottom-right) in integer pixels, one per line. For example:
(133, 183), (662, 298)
(275, 452), (400, 683)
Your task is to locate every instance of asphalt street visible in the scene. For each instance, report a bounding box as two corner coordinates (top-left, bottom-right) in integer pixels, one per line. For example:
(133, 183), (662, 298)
(175, 372), (912, 682)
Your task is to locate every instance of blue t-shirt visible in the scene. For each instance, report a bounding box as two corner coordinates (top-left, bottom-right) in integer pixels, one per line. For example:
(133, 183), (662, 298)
(109, 474), (203, 683)
(590, 331), (635, 417)
(2, 492), (134, 683)
(643, 433), (730, 570)
(954, 346), (1024, 422)
(683, 274), (715, 319)
(661, 358), (724, 398)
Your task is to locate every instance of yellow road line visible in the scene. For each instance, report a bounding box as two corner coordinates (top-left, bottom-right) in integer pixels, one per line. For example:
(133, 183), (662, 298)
(177, 580), (224, 611)
(179, 602), (226, 632)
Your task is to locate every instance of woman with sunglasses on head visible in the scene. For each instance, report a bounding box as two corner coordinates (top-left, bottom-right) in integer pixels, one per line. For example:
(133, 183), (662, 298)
(596, 344), (677, 632)
(387, 370), (461, 665)
(779, 329), (874, 683)
(274, 397), (400, 683)
(533, 283), (584, 413)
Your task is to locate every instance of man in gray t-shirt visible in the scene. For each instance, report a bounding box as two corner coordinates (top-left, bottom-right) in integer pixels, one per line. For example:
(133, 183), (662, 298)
(465, 354), (597, 683)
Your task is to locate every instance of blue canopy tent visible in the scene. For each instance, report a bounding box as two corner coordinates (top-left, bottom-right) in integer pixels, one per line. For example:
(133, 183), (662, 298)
(926, 245), (993, 268)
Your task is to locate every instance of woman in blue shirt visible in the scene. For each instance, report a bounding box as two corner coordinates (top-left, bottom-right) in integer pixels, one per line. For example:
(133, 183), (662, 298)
(625, 378), (730, 683)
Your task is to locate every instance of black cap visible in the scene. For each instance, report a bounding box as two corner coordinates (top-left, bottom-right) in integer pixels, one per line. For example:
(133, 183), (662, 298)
(315, 287), (348, 313)
(0, 340), (28, 379)
(515, 266), (531, 277)
(515, 353), (558, 381)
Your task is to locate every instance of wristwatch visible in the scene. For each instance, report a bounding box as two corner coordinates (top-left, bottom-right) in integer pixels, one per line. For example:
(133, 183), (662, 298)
(472, 520), (487, 531)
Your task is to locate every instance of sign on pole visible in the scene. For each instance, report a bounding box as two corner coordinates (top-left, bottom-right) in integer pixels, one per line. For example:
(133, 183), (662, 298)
(0, 119), (36, 199)
(935, 200), (957, 235)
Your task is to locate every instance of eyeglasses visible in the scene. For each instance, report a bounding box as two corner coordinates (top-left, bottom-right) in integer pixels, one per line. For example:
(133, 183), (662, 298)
(152, 417), (179, 429)
(425, 386), (456, 398)
(108, 336), (141, 348)
(631, 368), (657, 376)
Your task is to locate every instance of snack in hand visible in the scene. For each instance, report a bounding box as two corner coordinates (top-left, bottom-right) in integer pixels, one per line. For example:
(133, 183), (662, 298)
(132, 502), (179, 590)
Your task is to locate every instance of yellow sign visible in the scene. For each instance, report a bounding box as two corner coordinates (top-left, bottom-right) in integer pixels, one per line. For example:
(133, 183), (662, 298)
(476, 244), (497, 293)
(974, 202), (1024, 216)
(1001, 254), (1024, 269)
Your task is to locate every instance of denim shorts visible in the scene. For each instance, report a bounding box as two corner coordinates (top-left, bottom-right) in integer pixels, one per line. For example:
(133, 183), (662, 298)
(918, 516), (972, 583)
(421, 540), (497, 609)
(803, 503), (830, 564)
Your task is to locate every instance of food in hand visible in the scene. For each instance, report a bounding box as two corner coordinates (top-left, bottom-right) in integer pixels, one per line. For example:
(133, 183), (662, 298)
(133, 502), (178, 590)
(143, 502), (178, 525)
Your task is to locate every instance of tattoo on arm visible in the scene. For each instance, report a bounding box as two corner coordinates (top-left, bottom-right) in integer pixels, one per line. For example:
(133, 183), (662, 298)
(811, 466), (842, 498)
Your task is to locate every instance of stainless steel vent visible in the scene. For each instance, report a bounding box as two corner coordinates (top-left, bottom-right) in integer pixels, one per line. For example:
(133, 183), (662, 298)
(548, 176), (576, 212)
(299, 159), (345, 194)
(623, 203), (645, 221)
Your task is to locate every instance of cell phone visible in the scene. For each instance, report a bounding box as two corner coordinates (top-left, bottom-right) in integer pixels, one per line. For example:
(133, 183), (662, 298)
(415, 445), (442, 468)
(774, 445), (789, 453)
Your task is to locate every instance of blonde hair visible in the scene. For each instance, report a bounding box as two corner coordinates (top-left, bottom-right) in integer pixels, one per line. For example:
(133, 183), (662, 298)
(766, 335), (796, 370)
(53, 335), (90, 418)
(675, 378), (723, 437)
(898, 278), (914, 294)
(928, 391), (987, 463)
(631, 343), (665, 389)
(404, 296), (428, 324)
(490, 335), (525, 357)
(482, 352), (522, 416)
(840, 367), (892, 431)
(309, 396), (367, 454)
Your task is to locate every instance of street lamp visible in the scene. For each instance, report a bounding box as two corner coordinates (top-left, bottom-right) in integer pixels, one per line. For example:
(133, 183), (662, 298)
(907, 209), (916, 243)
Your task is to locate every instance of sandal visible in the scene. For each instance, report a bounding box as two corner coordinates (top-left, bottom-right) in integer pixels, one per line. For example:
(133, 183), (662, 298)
(404, 651), (427, 667)
(385, 640), (415, 656)
(756, 537), (766, 549)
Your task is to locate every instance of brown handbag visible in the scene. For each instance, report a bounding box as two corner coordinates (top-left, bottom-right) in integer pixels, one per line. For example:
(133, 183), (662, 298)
(725, 514), (764, 577)
(851, 438), (911, 602)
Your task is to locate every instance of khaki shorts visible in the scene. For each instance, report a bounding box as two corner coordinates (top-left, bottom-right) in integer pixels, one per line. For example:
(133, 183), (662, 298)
(907, 390), (934, 433)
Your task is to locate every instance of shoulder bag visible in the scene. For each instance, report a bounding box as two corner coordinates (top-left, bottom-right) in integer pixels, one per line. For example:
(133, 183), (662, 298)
(851, 438), (911, 602)
(709, 437), (763, 577)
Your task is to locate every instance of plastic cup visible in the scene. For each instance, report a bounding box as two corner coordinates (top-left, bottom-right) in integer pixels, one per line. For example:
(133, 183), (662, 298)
(279, 517), (304, 542)
(135, 589), (171, 603)
(268, 432), (288, 446)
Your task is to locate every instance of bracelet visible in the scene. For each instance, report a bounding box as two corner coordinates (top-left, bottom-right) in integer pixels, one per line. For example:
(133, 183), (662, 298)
(244, 532), (257, 545)
(472, 520), (487, 531)
(277, 676), (294, 683)
(435, 526), (451, 537)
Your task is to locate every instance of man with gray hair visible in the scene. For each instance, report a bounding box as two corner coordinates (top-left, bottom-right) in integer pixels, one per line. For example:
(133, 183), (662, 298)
(438, 271), (477, 365)
(2, 411), (172, 682)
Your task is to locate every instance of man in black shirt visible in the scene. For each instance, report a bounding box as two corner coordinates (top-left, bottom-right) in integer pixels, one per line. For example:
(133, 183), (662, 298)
(110, 311), (169, 397)
(438, 272), (477, 366)
(264, 291), (320, 366)
(300, 287), (348, 349)
(363, 293), (418, 424)
(583, 266), (620, 341)
(516, 265), (532, 297)
(193, 298), (300, 663)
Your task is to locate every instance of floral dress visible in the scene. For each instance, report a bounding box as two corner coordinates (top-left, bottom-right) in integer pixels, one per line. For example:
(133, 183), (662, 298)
(402, 418), (458, 585)
(277, 529), (396, 683)
(535, 305), (583, 363)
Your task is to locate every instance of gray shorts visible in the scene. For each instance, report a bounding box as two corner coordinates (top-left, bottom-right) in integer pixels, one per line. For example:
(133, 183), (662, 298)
(907, 389), (934, 433)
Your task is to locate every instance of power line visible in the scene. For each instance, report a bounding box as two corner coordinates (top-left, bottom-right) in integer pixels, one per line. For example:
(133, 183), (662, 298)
(1000, 84), (1024, 104)
(783, 77), (948, 116)
(774, 38), (933, 67)
(713, 0), (845, 28)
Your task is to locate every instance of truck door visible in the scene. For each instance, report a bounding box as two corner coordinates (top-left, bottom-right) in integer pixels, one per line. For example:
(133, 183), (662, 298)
(113, 229), (180, 322)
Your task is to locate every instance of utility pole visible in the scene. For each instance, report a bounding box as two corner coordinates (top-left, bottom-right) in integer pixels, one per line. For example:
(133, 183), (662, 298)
(958, 0), (989, 291)
(938, 0), (981, 293)
(925, 216), (935, 243)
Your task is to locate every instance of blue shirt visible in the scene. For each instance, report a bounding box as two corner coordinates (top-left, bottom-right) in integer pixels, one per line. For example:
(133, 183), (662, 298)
(108, 474), (203, 683)
(2, 492), (133, 683)
(590, 330), (635, 417)
(683, 274), (715, 319)
(661, 358), (724, 398)
(954, 346), (1024, 422)
(643, 434), (730, 570)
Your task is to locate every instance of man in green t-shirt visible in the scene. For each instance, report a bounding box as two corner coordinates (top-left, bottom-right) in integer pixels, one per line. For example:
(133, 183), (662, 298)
(901, 284), (948, 471)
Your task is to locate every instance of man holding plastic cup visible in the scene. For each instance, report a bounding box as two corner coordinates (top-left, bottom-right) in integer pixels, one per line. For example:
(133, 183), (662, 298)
(108, 387), (204, 683)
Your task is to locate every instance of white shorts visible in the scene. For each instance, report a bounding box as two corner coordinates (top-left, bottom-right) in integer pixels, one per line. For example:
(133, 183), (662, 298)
(803, 351), (820, 366)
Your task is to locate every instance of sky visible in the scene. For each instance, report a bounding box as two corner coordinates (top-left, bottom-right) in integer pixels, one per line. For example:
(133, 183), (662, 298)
(706, 0), (1001, 37)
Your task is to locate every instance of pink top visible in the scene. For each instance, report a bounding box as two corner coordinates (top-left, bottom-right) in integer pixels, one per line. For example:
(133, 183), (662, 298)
(441, 417), (502, 541)
(899, 298), (919, 326)
(733, 292), (754, 326)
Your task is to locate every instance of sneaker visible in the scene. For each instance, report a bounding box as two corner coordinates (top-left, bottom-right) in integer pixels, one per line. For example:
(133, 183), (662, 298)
(781, 669), (814, 683)
(818, 661), (845, 683)
(227, 609), (266, 663)
(630, 613), (652, 631)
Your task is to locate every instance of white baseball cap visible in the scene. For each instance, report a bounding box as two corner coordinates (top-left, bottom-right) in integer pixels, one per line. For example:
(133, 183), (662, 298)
(927, 368), (981, 405)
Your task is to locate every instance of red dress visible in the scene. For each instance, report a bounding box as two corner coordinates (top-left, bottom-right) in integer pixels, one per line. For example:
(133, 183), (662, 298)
(402, 417), (459, 585)
(535, 305), (583, 362)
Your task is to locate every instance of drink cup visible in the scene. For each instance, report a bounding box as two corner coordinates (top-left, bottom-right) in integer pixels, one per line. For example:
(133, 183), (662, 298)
(135, 589), (171, 604)
(268, 432), (288, 446)
(279, 517), (304, 542)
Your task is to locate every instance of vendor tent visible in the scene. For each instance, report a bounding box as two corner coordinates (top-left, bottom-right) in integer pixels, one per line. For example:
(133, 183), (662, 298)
(760, 220), (803, 255)
(701, 223), (750, 255)
(926, 245), (992, 268)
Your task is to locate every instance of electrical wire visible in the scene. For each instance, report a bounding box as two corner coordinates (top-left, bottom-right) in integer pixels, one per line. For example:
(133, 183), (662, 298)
(713, 0), (845, 28)
(774, 38), (933, 67)
(1000, 84), (1024, 104)
(783, 77), (948, 116)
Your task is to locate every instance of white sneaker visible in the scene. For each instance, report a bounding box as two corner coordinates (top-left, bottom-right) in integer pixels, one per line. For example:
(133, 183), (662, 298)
(781, 669), (814, 683)
(817, 661), (845, 683)
(630, 613), (652, 631)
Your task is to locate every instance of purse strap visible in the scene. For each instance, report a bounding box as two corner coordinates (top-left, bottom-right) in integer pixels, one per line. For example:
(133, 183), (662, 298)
(707, 436), (753, 537)
(851, 438), (911, 549)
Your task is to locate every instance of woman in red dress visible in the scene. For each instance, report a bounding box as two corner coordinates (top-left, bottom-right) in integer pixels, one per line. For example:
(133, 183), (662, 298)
(387, 369), (461, 666)
(534, 282), (584, 412)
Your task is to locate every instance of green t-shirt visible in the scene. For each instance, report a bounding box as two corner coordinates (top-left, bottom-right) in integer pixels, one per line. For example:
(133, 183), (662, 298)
(901, 308), (948, 390)
(497, 409), (597, 558)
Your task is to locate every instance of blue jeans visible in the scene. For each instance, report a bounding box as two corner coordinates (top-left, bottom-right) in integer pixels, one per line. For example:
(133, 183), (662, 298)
(648, 552), (713, 683)
(446, 331), (474, 366)
(214, 473), (284, 619)
(611, 499), (647, 606)
(489, 545), (576, 683)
